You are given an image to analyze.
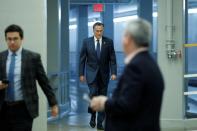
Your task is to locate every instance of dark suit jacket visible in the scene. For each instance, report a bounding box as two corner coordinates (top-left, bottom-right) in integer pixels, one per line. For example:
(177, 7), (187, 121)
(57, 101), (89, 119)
(105, 51), (164, 131)
(0, 49), (57, 119)
(79, 36), (117, 84)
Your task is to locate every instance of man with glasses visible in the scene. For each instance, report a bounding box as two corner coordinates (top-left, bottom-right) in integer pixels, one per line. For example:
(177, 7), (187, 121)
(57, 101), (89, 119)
(0, 24), (58, 131)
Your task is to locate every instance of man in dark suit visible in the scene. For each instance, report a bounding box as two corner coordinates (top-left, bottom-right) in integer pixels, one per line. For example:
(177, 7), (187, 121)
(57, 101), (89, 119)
(0, 24), (58, 131)
(79, 22), (117, 130)
(90, 18), (164, 131)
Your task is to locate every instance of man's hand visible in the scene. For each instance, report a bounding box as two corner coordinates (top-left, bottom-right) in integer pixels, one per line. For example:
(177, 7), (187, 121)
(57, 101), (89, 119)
(0, 81), (8, 90)
(80, 76), (86, 83)
(51, 105), (59, 117)
(111, 74), (117, 80)
(90, 96), (108, 112)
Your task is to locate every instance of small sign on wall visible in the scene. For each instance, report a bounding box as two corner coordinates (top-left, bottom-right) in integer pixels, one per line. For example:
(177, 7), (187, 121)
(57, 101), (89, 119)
(93, 3), (104, 12)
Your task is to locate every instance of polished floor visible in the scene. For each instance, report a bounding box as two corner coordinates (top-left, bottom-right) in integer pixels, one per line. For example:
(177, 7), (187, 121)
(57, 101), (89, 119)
(48, 86), (101, 131)
(48, 115), (197, 131)
(47, 79), (197, 131)
(48, 79), (116, 131)
(48, 113), (98, 131)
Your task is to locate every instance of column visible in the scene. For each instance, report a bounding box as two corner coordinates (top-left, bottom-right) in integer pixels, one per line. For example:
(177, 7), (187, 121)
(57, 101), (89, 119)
(0, 0), (48, 131)
(137, 0), (153, 52)
(76, 5), (88, 88)
(77, 5), (88, 52)
(101, 4), (114, 39)
(59, 0), (70, 106)
(47, 0), (70, 119)
(137, 0), (153, 24)
(157, 0), (188, 129)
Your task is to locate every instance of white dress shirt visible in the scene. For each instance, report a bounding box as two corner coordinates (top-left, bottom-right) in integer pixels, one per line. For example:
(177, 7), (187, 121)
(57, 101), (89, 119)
(94, 36), (102, 50)
(6, 46), (23, 101)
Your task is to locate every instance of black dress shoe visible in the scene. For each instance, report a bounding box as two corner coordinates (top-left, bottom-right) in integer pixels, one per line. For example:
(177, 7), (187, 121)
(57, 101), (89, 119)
(97, 124), (104, 130)
(89, 115), (96, 128)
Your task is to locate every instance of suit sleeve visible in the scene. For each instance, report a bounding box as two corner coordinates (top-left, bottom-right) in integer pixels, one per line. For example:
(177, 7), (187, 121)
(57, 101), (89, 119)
(0, 56), (2, 81)
(0, 55), (4, 100)
(35, 54), (57, 107)
(109, 40), (117, 75)
(105, 64), (142, 117)
(79, 39), (87, 76)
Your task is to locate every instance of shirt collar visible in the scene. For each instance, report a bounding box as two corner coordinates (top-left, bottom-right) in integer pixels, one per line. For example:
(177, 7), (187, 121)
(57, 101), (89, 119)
(94, 36), (102, 42)
(124, 47), (148, 65)
(8, 46), (22, 56)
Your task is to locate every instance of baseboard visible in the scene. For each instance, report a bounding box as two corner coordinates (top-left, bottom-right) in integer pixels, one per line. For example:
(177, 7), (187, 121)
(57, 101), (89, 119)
(161, 118), (197, 130)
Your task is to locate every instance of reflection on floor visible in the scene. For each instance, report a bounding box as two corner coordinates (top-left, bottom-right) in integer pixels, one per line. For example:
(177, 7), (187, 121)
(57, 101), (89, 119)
(47, 80), (92, 131)
(48, 113), (97, 131)
(49, 113), (196, 131)
(48, 79), (117, 131)
(47, 79), (197, 131)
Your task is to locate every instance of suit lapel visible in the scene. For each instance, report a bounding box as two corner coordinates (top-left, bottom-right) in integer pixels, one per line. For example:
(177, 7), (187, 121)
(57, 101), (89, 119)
(21, 49), (27, 81)
(100, 37), (106, 59)
(90, 37), (97, 57)
(2, 51), (8, 79)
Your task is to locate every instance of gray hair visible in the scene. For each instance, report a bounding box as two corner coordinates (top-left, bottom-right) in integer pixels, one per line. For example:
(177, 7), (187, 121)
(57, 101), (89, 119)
(125, 18), (152, 47)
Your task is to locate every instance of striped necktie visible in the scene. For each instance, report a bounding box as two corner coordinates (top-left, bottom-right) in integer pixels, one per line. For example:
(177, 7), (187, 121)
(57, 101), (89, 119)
(96, 39), (100, 59)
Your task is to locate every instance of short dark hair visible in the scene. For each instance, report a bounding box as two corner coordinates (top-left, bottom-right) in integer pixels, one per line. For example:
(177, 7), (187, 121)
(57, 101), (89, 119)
(93, 22), (104, 30)
(5, 24), (24, 39)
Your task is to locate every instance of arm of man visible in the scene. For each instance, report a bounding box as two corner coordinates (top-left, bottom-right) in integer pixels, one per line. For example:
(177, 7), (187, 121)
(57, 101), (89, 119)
(105, 64), (142, 117)
(35, 54), (58, 116)
(0, 58), (8, 90)
(79, 39), (87, 82)
(109, 40), (117, 80)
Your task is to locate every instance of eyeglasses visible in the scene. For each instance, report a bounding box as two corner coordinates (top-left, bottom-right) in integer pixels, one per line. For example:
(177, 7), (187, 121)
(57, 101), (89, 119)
(6, 37), (19, 42)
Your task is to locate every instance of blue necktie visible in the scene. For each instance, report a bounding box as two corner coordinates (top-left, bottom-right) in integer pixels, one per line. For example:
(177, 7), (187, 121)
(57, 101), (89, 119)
(7, 53), (16, 101)
(96, 39), (100, 59)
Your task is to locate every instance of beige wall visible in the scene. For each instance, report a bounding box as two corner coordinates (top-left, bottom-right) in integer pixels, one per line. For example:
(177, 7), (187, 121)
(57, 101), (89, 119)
(158, 0), (197, 130)
(0, 0), (47, 131)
